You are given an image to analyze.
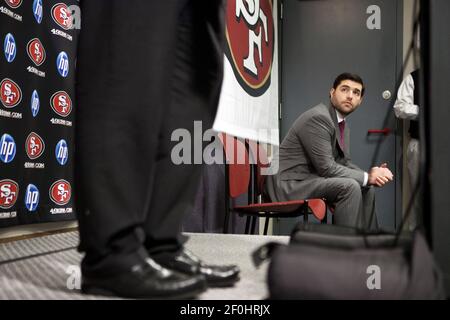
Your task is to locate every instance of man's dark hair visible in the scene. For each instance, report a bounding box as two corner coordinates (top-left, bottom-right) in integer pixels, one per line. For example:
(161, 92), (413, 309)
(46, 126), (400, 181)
(333, 73), (365, 97)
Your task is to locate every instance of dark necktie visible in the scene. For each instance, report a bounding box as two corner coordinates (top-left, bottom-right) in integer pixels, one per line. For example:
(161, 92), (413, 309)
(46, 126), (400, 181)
(339, 120), (345, 149)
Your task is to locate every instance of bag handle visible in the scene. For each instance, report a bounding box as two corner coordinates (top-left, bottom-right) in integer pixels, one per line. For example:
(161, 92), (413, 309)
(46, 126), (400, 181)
(252, 242), (284, 268)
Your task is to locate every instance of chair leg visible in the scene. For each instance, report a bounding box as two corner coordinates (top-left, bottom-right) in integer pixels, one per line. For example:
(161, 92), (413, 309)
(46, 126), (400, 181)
(223, 210), (230, 233)
(223, 186), (231, 233)
(303, 202), (309, 223)
(251, 216), (257, 234)
(244, 216), (251, 234)
(303, 212), (309, 223)
(263, 217), (269, 235)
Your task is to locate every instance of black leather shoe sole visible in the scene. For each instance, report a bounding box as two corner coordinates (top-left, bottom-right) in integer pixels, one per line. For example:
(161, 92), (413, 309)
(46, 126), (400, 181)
(80, 258), (208, 299)
(81, 282), (206, 300)
(152, 249), (241, 288)
(206, 273), (240, 287)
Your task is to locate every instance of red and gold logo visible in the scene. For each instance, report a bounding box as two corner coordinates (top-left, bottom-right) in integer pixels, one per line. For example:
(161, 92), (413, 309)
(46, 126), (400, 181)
(226, 0), (274, 97)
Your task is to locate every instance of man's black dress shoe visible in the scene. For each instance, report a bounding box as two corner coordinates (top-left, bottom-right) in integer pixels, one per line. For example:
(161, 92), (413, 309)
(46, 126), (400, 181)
(81, 258), (207, 299)
(153, 248), (240, 287)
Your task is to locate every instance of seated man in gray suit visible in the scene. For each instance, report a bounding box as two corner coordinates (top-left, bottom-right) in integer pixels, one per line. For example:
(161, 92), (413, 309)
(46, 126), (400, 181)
(265, 73), (393, 230)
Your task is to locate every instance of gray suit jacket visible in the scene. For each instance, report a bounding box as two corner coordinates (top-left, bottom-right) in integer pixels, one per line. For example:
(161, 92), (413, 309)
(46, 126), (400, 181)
(276, 103), (365, 185)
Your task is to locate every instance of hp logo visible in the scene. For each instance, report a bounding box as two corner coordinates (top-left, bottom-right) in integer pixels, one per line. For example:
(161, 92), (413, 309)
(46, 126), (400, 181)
(31, 90), (40, 117)
(56, 51), (69, 77)
(4, 33), (16, 63)
(25, 184), (39, 212)
(55, 139), (68, 165)
(33, 0), (43, 24)
(0, 133), (16, 163)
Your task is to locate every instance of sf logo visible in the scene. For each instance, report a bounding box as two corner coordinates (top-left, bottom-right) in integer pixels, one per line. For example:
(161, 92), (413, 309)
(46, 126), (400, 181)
(33, 44), (42, 61)
(236, 0), (269, 77)
(58, 95), (69, 112)
(29, 137), (41, 156)
(3, 83), (17, 104)
(57, 183), (69, 201)
(226, 0), (274, 96)
(1, 189), (15, 205)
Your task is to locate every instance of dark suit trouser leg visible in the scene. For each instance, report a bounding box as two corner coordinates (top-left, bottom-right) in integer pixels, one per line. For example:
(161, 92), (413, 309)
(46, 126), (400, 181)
(76, 0), (224, 274)
(75, 1), (180, 277)
(143, 0), (225, 254)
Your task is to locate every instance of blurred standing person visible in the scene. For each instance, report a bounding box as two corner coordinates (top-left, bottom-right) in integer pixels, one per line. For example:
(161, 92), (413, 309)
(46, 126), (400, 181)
(75, 0), (239, 299)
(393, 69), (421, 230)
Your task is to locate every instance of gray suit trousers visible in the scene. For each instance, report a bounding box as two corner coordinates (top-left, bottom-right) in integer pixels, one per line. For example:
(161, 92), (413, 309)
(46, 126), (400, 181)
(265, 175), (378, 231)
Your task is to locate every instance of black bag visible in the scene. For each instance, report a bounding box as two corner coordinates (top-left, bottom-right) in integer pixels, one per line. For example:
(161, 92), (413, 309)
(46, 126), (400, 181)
(253, 223), (445, 299)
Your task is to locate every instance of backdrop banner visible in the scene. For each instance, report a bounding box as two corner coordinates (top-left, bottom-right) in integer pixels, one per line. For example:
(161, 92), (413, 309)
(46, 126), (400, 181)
(0, 0), (79, 228)
(213, 0), (279, 146)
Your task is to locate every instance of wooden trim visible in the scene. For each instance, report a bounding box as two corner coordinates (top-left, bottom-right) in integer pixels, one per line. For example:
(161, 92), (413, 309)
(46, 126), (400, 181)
(0, 227), (78, 244)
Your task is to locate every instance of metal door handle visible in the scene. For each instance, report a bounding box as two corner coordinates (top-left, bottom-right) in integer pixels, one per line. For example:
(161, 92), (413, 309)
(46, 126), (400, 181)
(367, 128), (391, 135)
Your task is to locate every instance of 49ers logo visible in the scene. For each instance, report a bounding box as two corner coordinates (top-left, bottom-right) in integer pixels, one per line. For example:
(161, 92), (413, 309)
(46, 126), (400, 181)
(226, 0), (274, 97)
(51, 3), (72, 30)
(27, 38), (46, 66)
(0, 78), (22, 108)
(5, 0), (22, 9)
(49, 179), (71, 206)
(50, 91), (72, 117)
(0, 179), (18, 209)
(25, 132), (45, 160)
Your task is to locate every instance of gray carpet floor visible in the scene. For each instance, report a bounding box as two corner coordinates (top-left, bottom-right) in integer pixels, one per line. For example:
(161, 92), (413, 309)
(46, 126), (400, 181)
(0, 231), (289, 300)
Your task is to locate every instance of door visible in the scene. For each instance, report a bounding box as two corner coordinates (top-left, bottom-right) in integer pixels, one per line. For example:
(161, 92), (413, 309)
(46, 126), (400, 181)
(276, 0), (402, 234)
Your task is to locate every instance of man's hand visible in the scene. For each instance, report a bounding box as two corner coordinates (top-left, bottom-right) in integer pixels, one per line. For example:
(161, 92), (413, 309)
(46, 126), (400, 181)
(368, 164), (394, 187)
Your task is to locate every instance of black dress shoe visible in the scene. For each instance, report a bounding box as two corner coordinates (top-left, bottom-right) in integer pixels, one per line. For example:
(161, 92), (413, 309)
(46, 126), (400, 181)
(81, 258), (207, 299)
(153, 248), (240, 287)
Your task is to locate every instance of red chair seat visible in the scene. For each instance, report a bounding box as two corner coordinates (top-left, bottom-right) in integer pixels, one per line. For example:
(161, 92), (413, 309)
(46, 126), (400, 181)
(234, 198), (326, 220)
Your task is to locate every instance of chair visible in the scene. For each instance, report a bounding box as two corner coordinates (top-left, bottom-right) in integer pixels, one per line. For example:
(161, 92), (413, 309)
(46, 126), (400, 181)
(219, 133), (327, 235)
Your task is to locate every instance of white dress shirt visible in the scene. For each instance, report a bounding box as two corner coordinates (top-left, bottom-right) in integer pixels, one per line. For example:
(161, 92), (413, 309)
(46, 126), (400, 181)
(393, 74), (419, 120)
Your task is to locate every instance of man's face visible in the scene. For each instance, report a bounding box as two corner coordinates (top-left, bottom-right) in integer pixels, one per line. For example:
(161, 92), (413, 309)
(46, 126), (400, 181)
(330, 80), (363, 116)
